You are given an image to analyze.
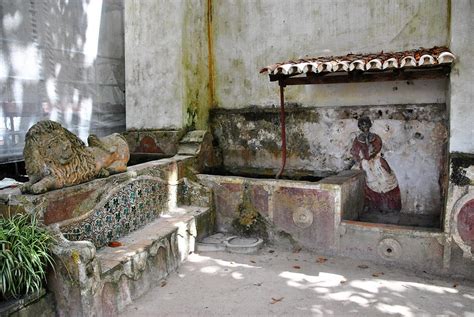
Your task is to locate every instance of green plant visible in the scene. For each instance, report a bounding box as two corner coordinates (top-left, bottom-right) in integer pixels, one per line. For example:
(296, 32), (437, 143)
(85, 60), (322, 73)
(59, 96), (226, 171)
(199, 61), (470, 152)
(0, 213), (55, 299)
(231, 185), (268, 239)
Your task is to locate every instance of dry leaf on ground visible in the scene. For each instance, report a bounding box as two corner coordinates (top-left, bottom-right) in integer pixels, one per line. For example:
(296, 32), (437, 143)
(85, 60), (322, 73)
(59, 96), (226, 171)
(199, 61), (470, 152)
(108, 241), (122, 247)
(316, 257), (328, 263)
(270, 297), (284, 304)
(293, 265), (301, 269)
(358, 264), (369, 269)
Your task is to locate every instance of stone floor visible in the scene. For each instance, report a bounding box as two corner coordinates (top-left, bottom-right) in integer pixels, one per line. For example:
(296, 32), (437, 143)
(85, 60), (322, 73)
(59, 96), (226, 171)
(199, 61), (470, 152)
(120, 246), (474, 316)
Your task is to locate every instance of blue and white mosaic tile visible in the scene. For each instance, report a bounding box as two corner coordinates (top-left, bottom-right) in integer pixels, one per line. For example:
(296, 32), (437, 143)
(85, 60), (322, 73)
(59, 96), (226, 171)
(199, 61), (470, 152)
(62, 178), (167, 248)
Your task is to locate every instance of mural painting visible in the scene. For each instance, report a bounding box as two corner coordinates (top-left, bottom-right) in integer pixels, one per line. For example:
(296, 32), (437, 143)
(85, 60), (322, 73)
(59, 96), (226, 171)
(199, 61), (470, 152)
(350, 117), (402, 213)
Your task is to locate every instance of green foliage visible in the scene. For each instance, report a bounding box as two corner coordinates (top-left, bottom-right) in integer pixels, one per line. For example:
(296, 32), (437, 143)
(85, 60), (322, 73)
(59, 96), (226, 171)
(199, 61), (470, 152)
(0, 213), (55, 299)
(232, 185), (268, 239)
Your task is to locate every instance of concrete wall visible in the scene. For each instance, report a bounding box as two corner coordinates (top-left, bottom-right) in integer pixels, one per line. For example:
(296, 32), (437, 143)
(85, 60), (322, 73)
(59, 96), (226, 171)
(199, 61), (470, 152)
(125, 0), (210, 131)
(0, 0), (125, 162)
(124, 0), (456, 131)
(449, 0), (474, 153)
(212, 0), (449, 109)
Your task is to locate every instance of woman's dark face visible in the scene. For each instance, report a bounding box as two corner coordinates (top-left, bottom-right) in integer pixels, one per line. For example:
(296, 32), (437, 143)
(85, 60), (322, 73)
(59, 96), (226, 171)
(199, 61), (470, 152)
(358, 119), (371, 133)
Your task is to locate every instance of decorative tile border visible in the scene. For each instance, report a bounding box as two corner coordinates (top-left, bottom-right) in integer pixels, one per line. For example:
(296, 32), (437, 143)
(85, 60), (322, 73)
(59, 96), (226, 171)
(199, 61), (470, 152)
(61, 178), (167, 248)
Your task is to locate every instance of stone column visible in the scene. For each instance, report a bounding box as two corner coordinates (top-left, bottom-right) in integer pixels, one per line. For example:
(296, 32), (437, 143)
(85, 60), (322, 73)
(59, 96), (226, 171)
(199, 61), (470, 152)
(124, 0), (211, 157)
(124, 0), (185, 130)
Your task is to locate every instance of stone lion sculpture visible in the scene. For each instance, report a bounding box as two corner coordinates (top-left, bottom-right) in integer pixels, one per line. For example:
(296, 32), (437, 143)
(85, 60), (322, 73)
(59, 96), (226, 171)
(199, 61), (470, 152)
(21, 120), (130, 194)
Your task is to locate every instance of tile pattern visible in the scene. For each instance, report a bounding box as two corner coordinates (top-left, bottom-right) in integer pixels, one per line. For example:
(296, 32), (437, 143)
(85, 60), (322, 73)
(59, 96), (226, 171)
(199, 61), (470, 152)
(61, 179), (167, 248)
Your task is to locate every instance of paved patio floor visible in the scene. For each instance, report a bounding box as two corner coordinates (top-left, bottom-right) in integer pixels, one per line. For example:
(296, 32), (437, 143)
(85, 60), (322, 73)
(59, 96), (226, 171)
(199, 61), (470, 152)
(120, 247), (474, 316)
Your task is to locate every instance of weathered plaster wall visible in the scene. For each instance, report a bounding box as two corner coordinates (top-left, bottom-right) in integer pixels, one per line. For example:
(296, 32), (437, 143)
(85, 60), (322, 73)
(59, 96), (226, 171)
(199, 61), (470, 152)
(449, 0), (474, 153)
(211, 104), (448, 215)
(125, 0), (210, 131)
(212, 0), (449, 109)
(0, 0), (125, 162)
(182, 0), (212, 130)
(125, 0), (184, 130)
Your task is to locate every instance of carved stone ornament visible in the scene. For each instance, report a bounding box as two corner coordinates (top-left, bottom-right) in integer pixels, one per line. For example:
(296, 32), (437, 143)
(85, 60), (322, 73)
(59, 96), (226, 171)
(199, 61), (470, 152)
(22, 120), (130, 194)
(377, 237), (402, 260)
(292, 208), (314, 229)
(451, 190), (474, 258)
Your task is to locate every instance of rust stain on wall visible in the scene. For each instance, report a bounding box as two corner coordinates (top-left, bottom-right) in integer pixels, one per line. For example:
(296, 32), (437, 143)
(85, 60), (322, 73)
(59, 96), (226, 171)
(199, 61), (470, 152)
(134, 136), (164, 153)
(207, 0), (216, 108)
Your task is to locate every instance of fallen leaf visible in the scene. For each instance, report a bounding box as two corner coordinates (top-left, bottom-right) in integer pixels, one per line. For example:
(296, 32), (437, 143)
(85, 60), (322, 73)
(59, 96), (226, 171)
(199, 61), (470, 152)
(108, 241), (122, 248)
(269, 250), (275, 253)
(340, 280), (346, 284)
(293, 247), (302, 253)
(372, 272), (384, 277)
(293, 265), (301, 269)
(160, 281), (167, 287)
(270, 297), (284, 304)
(453, 284), (458, 288)
(316, 257), (328, 263)
(254, 282), (262, 286)
(250, 260), (256, 264)
(358, 264), (369, 269)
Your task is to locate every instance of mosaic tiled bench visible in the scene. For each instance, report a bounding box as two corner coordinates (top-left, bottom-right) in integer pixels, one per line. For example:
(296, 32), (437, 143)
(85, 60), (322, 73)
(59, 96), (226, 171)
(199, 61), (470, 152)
(49, 204), (212, 316)
(0, 155), (215, 316)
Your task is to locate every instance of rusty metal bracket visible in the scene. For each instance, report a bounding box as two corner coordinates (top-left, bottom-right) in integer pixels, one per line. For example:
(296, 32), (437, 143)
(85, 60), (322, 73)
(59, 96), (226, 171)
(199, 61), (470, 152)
(276, 82), (286, 179)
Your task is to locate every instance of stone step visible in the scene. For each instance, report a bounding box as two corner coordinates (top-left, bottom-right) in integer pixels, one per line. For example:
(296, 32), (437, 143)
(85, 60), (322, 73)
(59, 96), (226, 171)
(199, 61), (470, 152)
(96, 205), (210, 275)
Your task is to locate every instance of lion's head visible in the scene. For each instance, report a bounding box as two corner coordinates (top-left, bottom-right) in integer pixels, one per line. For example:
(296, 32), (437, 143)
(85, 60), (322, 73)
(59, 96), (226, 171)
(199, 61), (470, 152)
(23, 120), (97, 189)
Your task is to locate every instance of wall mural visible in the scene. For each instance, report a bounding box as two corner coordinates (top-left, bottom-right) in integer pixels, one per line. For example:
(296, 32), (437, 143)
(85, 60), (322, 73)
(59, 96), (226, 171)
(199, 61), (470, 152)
(350, 117), (402, 213)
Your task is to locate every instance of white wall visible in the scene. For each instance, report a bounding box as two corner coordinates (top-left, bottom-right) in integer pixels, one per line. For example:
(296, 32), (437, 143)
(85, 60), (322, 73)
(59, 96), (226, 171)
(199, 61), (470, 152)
(125, 0), (185, 130)
(213, 0), (449, 109)
(125, 0), (210, 130)
(449, 0), (474, 153)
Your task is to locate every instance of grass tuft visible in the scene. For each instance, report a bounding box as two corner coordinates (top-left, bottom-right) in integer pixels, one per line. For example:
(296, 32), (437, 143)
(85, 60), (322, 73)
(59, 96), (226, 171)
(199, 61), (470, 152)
(0, 213), (55, 299)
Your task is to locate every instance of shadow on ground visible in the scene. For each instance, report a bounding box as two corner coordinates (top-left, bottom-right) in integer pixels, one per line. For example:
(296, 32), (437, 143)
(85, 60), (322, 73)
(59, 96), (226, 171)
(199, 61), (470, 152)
(120, 247), (474, 316)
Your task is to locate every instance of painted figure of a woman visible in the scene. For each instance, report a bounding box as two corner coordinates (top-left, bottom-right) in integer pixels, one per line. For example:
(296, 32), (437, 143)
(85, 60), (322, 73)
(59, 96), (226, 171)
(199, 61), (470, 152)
(350, 117), (402, 213)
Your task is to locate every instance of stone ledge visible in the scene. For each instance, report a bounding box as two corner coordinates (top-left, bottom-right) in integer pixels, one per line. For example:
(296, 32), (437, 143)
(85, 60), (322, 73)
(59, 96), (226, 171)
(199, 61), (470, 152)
(96, 206), (208, 275)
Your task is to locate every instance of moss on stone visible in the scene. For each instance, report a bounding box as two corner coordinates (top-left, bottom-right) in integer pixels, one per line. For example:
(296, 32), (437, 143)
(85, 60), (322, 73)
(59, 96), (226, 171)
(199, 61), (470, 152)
(451, 153), (474, 186)
(231, 185), (268, 239)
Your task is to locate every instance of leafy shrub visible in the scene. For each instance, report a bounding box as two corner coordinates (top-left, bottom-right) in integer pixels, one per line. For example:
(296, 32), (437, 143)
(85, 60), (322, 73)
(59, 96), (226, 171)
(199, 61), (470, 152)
(0, 213), (55, 299)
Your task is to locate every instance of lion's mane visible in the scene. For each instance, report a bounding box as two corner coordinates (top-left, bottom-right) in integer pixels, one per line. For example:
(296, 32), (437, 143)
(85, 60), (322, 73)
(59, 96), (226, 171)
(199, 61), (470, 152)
(24, 120), (97, 188)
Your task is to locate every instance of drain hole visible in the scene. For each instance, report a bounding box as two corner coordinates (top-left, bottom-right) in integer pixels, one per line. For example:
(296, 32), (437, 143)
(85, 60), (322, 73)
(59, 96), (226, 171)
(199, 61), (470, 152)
(386, 248), (393, 253)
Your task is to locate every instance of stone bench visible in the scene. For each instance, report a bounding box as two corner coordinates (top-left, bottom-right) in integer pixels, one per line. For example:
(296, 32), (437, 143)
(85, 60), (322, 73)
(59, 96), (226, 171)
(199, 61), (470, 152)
(48, 204), (212, 316)
(0, 155), (215, 316)
(97, 206), (208, 276)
